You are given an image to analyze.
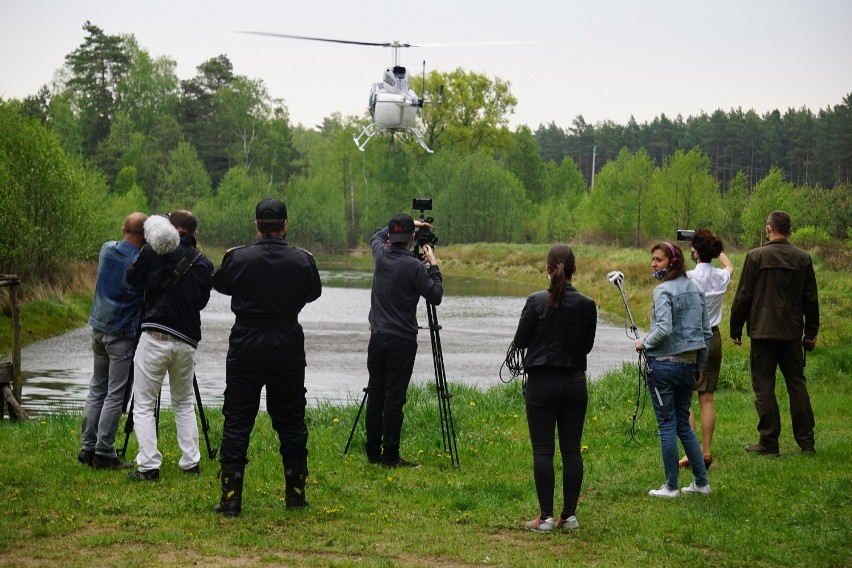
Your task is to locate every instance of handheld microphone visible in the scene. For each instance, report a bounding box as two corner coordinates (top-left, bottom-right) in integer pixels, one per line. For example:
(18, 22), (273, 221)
(607, 270), (624, 286)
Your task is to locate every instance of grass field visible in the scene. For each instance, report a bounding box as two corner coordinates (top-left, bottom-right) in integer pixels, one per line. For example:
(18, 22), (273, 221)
(1, 243), (850, 566)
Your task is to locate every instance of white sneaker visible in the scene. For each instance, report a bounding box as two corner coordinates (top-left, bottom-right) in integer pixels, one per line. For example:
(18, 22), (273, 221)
(648, 484), (679, 498)
(525, 515), (555, 533)
(557, 515), (579, 529)
(681, 481), (711, 495)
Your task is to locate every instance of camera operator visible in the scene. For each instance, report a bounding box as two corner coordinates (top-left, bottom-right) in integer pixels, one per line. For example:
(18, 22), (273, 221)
(211, 199), (322, 516)
(365, 213), (443, 468)
(678, 228), (734, 470)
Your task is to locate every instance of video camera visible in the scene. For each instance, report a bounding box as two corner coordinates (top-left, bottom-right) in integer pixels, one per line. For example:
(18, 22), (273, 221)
(412, 197), (438, 259)
(676, 229), (695, 241)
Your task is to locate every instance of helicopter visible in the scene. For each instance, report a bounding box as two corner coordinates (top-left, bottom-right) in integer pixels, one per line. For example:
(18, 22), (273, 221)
(238, 32), (444, 153)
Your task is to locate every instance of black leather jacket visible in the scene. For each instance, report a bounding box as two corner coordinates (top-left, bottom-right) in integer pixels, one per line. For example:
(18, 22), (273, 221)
(126, 233), (214, 348)
(513, 284), (597, 371)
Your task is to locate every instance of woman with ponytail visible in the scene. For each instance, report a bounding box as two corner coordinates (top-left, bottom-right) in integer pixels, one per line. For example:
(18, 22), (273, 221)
(513, 245), (597, 532)
(634, 242), (713, 498)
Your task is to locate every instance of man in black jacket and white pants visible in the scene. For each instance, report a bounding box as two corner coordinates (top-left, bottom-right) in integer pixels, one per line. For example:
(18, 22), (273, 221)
(125, 210), (214, 481)
(365, 213), (443, 468)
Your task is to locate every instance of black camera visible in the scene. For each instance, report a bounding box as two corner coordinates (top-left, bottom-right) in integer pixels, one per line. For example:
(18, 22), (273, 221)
(412, 197), (438, 259)
(677, 229), (695, 241)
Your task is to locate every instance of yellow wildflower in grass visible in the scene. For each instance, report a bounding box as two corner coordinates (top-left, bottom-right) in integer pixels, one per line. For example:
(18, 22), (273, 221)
(333, 417), (340, 423)
(581, 445), (589, 453)
(469, 400), (476, 407)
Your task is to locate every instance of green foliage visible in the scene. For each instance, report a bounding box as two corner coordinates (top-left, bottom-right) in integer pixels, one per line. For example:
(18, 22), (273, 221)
(581, 148), (654, 246)
(789, 226), (831, 250)
(739, 167), (803, 246)
(649, 147), (722, 238)
(0, 104), (90, 275)
(192, 166), (272, 248)
(154, 141), (211, 212)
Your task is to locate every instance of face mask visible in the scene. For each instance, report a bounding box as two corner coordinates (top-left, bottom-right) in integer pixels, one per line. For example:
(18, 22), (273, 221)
(652, 269), (668, 280)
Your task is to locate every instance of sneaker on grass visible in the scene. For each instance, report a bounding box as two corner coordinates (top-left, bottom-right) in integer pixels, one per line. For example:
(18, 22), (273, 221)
(681, 481), (711, 495)
(648, 484), (679, 498)
(525, 515), (555, 533)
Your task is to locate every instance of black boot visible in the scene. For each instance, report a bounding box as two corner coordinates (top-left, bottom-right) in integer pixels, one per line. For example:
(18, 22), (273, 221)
(284, 459), (309, 509)
(213, 464), (243, 517)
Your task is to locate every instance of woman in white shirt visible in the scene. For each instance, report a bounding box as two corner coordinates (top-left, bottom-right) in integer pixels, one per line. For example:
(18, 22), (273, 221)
(680, 228), (734, 469)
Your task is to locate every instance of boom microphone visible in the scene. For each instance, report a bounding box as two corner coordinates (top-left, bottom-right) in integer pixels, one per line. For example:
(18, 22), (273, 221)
(607, 270), (625, 286)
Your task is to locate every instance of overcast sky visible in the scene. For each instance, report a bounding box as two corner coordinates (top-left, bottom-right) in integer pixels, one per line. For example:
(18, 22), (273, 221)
(2, 0), (850, 130)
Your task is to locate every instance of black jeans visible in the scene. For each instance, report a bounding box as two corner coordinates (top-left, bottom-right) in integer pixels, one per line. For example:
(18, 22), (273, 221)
(365, 332), (417, 462)
(219, 364), (308, 467)
(525, 367), (588, 519)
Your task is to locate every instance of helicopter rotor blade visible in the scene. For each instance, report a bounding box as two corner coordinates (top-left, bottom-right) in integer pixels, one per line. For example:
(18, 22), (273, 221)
(237, 31), (415, 49)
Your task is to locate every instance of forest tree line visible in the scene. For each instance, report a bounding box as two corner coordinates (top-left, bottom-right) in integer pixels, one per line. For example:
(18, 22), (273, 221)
(2, 21), (850, 280)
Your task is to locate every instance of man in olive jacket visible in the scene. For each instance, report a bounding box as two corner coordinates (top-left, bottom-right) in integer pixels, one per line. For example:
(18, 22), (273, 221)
(730, 211), (819, 456)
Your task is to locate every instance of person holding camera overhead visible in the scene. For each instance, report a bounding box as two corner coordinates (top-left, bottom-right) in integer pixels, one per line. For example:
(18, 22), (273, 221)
(364, 212), (442, 468)
(678, 229), (734, 470)
(634, 241), (712, 498)
(513, 245), (597, 532)
(730, 210), (819, 456)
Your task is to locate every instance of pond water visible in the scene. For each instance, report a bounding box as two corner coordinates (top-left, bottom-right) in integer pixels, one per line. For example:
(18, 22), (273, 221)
(18, 270), (637, 415)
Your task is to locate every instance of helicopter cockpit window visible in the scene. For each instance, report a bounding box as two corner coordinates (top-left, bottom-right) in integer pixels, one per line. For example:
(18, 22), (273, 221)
(383, 70), (396, 87)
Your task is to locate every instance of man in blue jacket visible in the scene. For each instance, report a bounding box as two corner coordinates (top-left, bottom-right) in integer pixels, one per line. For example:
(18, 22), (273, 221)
(365, 213), (443, 468)
(78, 212), (147, 469)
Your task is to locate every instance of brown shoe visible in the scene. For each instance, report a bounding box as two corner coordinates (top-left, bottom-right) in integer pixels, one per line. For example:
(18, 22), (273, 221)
(93, 455), (134, 470)
(745, 444), (779, 456)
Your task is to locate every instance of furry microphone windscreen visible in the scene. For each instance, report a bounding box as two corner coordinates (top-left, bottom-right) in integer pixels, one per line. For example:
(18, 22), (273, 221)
(144, 215), (179, 255)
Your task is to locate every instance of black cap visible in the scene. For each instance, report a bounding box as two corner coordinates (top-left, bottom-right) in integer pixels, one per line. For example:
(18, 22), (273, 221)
(387, 213), (415, 243)
(256, 199), (287, 220)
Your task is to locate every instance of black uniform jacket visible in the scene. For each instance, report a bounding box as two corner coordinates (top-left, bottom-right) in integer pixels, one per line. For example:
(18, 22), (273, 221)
(127, 233), (214, 348)
(213, 235), (322, 370)
(513, 284), (597, 371)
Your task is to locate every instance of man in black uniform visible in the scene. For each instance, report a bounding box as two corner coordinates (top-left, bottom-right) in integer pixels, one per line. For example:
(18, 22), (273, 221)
(211, 199), (322, 516)
(365, 213), (443, 468)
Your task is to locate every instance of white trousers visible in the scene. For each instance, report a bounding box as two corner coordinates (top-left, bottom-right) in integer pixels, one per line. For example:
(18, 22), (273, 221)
(132, 332), (200, 471)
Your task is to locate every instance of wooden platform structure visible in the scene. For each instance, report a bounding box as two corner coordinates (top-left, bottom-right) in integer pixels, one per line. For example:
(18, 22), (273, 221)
(1, 274), (29, 421)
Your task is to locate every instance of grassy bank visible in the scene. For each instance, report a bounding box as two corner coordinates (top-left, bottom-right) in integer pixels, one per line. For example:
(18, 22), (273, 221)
(0, 354), (849, 566)
(1, 243), (850, 566)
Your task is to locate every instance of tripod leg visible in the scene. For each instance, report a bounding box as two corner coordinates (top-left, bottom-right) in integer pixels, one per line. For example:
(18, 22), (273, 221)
(193, 373), (218, 459)
(119, 395), (135, 459)
(343, 388), (368, 455)
(426, 303), (460, 468)
(155, 389), (161, 436)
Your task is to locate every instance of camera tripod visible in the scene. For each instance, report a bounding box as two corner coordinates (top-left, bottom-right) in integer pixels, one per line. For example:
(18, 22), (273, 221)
(118, 372), (218, 460)
(344, 302), (460, 469)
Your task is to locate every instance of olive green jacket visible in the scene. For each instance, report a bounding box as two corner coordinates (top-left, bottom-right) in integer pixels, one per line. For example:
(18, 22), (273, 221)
(729, 239), (820, 341)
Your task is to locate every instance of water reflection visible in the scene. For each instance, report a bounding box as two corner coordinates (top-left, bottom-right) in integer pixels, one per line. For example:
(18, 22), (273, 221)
(18, 270), (636, 416)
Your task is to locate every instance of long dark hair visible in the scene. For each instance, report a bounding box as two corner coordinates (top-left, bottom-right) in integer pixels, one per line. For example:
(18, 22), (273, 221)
(651, 242), (687, 282)
(546, 244), (576, 309)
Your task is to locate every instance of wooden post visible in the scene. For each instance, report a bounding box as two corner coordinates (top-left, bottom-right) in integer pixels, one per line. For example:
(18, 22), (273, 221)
(1, 274), (27, 420)
(1, 363), (29, 421)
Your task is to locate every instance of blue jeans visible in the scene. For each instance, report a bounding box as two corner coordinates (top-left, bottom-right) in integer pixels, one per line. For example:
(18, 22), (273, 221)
(646, 359), (708, 489)
(81, 330), (136, 457)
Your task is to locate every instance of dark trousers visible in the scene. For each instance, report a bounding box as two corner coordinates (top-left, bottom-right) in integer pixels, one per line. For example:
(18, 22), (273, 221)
(525, 367), (587, 519)
(219, 365), (308, 467)
(750, 339), (815, 451)
(365, 332), (417, 462)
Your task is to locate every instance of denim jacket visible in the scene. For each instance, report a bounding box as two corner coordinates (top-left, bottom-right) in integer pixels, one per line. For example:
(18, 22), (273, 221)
(642, 275), (712, 370)
(88, 239), (144, 337)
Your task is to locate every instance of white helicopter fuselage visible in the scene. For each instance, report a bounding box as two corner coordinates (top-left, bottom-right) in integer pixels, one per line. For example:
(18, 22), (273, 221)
(369, 66), (421, 130)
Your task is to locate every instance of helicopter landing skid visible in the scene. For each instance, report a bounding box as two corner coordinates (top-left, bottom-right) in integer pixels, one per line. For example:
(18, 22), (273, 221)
(353, 124), (434, 154)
